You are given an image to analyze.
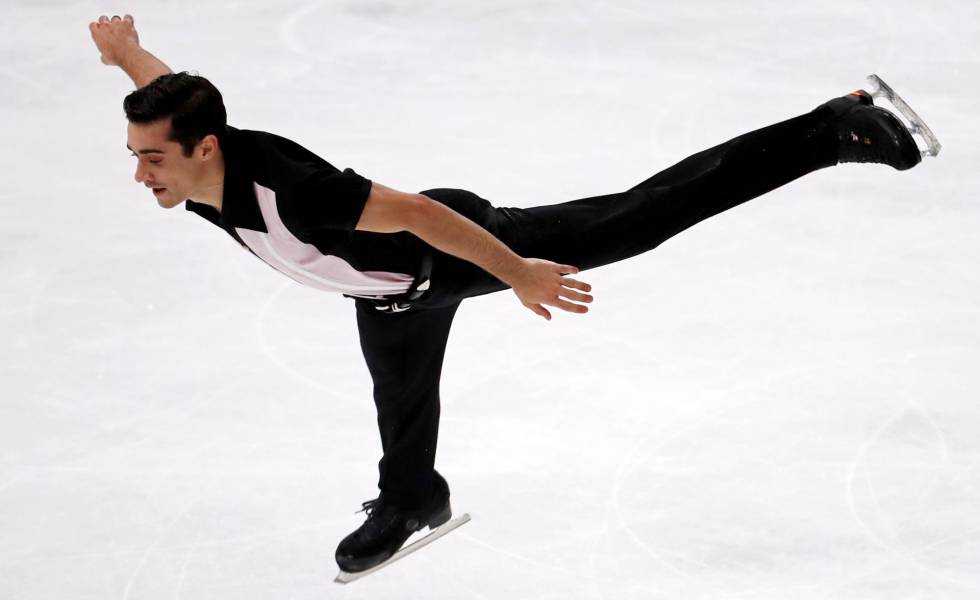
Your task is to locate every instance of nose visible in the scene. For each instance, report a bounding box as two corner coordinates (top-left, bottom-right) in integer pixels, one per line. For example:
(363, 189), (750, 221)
(134, 160), (149, 184)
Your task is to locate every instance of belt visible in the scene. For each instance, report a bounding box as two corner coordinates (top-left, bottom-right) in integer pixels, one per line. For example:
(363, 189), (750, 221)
(346, 254), (433, 314)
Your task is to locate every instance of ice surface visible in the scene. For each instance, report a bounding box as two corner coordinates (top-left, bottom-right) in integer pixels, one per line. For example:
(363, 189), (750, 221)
(2, 1), (980, 599)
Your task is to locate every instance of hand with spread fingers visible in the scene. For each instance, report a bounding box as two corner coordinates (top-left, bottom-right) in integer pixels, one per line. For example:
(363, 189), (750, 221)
(88, 14), (140, 66)
(509, 258), (593, 320)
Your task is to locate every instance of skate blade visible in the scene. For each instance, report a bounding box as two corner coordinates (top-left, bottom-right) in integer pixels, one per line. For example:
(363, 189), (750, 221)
(866, 73), (942, 158)
(334, 513), (472, 585)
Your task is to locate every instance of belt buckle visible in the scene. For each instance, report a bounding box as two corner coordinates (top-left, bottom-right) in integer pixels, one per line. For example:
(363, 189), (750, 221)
(375, 301), (412, 313)
(373, 257), (432, 314)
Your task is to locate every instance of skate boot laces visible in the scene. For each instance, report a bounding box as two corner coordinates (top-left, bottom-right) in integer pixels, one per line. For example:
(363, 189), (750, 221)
(356, 498), (382, 516)
(351, 497), (403, 537)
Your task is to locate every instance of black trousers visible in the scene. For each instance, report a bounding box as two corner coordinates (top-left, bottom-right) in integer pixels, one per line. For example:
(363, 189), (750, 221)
(354, 103), (840, 508)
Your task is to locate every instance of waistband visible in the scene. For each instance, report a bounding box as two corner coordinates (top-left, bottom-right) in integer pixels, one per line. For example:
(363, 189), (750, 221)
(344, 253), (433, 313)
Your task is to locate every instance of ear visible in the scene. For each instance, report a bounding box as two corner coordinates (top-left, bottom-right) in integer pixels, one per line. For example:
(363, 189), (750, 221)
(198, 134), (220, 160)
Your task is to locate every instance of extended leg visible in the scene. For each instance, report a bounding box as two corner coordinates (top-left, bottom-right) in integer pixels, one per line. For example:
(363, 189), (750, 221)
(423, 100), (843, 302)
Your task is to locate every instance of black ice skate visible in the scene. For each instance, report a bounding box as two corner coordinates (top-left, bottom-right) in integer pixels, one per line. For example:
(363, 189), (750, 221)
(816, 74), (941, 171)
(817, 89), (922, 171)
(335, 471), (468, 582)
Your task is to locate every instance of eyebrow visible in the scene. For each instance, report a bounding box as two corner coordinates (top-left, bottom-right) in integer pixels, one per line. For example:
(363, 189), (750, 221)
(126, 144), (166, 155)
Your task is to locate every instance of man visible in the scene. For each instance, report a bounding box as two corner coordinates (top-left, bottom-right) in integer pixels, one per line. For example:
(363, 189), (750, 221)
(89, 14), (933, 574)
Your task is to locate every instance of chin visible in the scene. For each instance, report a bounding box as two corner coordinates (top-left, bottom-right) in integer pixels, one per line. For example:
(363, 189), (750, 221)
(157, 194), (183, 209)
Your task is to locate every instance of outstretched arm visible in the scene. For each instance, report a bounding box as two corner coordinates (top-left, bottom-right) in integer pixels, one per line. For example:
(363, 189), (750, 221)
(358, 182), (594, 321)
(89, 15), (172, 88)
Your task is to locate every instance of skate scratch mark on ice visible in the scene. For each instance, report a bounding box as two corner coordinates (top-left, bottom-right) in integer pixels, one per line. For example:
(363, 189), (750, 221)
(254, 281), (358, 405)
(122, 498), (203, 600)
(455, 531), (587, 580)
(0, 64), (60, 99)
(843, 405), (920, 574)
(0, 384), (258, 567)
(609, 364), (815, 596)
(917, 524), (980, 553)
(584, 522), (612, 600)
(907, 398), (950, 506)
(278, 0), (328, 59)
(0, 371), (257, 520)
(273, 0), (330, 87)
(815, 355), (961, 599)
(274, 0), (385, 89)
(0, 475), (25, 495)
(73, 374), (257, 474)
(278, 0), (394, 68)
(120, 439), (237, 600)
(0, 305), (31, 321)
(120, 435), (258, 600)
(843, 399), (972, 588)
(20, 519), (349, 565)
(173, 528), (205, 600)
(610, 403), (730, 594)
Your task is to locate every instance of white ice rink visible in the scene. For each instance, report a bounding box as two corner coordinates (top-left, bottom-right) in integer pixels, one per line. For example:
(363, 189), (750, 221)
(3, 1), (980, 598)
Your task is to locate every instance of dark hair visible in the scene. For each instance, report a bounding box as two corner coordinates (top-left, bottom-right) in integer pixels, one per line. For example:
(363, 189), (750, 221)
(123, 71), (227, 157)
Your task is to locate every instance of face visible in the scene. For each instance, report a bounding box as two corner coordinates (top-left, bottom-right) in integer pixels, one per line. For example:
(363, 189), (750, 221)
(126, 118), (218, 209)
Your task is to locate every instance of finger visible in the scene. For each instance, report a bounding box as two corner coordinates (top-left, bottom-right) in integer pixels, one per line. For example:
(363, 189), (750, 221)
(558, 264), (580, 275)
(559, 277), (592, 292)
(99, 15), (108, 24)
(111, 15), (121, 21)
(553, 299), (589, 314)
(124, 14), (134, 23)
(559, 288), (593, 303)
(529, 304), (551, 321)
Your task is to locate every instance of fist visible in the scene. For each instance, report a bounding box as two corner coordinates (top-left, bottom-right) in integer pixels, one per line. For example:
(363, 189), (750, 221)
(88, 14), (140, 66)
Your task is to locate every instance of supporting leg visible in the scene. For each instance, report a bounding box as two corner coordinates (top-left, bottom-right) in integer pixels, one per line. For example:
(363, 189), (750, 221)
(354, 298), (461, 508)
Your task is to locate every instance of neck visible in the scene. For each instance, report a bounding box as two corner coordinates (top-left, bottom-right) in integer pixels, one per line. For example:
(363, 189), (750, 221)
(189, 148), (226, 213)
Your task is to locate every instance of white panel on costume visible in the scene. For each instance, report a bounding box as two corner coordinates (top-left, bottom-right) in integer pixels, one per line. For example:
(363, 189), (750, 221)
(236, 183), (414, 298)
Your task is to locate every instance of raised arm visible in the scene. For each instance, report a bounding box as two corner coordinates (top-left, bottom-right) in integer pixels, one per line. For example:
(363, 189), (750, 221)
(89, 15), (172, 88)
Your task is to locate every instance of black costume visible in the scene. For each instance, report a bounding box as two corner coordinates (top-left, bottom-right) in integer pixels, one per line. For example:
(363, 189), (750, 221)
(187, 95), (902, 514)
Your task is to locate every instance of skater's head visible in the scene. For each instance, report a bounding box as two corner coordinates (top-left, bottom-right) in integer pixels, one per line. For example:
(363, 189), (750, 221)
(123, 72), (227, 209)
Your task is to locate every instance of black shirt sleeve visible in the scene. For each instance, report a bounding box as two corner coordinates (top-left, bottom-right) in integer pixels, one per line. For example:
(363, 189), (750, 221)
(292, 167), (373, 231)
